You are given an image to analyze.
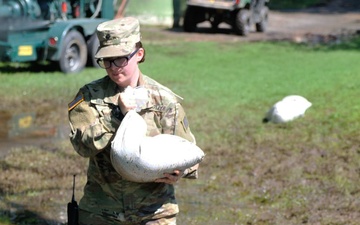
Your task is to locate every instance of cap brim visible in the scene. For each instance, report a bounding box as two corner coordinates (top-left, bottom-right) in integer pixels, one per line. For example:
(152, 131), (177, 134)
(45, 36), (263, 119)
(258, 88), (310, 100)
(95, 45), (133, 59)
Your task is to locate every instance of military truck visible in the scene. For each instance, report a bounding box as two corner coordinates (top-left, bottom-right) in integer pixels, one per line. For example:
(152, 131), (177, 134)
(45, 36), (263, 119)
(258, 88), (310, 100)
(0, 0), (115, 73)
(183, 0), (269, 36)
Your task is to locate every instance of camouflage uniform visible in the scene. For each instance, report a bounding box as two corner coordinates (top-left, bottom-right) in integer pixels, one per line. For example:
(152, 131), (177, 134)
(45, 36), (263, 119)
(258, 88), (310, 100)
(68, 73), (198, 225)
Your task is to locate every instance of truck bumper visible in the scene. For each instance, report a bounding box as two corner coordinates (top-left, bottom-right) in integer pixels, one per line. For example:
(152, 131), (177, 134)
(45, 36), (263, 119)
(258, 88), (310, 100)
(0, 31), (47, 62)
(0, 42), (37, 62)
(187, 0), (237, 10)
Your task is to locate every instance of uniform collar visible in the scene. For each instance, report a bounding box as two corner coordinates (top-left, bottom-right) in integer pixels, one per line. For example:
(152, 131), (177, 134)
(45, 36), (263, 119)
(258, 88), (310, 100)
(103, 72), (150, 109)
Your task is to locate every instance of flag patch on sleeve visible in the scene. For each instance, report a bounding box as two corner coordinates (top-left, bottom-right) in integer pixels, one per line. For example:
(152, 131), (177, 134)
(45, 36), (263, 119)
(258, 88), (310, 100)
(181, 116), (189, 131)
(68, 93), (84, 111)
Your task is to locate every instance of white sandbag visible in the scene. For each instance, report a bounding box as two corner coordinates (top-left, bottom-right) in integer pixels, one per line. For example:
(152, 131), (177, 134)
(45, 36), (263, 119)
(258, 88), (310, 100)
(263, 95), (312, 123)
(111, 110), (205, 183)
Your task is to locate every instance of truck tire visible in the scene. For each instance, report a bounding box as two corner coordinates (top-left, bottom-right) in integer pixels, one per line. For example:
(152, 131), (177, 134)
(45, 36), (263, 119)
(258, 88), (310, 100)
(87, 33), (100, 68)
(233, 9), (251, 36)
(59, 30), (87, 73)
(255, 6), (269, 32)
(183, 6), (198, 32)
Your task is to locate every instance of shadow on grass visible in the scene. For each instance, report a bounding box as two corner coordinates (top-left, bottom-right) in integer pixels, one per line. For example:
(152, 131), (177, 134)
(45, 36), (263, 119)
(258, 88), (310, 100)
(165, 25), (266, 41)
(0, 62), (100, 75)
(0, 62), (60, 74)
(294, 34), (360, 51)
(0, 202), (65, 225)
(166, 25), (360, 51)
(0, 185), (66, 225)
(167, 26), (234, 36)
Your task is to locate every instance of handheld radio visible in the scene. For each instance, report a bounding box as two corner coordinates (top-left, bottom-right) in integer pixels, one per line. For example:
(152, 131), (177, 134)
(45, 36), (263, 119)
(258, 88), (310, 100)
(67, 175), (79, 225)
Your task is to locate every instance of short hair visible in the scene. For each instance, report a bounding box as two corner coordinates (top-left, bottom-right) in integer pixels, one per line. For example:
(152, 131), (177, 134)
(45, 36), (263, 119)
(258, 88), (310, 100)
(136, 42), (145, 63)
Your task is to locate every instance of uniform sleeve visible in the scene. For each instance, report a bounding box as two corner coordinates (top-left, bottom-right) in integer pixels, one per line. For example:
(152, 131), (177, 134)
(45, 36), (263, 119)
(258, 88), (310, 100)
(68, 91), (115, 158)
(160, 102), (199, 179)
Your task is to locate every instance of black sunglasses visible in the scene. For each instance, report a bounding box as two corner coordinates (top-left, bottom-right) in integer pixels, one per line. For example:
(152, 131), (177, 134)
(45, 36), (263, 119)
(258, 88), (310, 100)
(97, 49), (139, 69)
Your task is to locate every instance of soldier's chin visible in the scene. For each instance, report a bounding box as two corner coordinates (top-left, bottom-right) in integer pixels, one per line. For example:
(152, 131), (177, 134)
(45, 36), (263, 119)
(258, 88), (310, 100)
(109, 74), (127, 85)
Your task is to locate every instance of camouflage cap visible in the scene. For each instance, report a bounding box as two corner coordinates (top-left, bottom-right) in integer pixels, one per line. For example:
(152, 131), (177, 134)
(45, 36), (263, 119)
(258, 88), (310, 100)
(95, 17), (141, 59)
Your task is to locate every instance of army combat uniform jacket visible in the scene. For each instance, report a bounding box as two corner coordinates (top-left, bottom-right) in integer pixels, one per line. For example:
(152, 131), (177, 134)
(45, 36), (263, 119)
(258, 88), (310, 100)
(68, 74), (198, 224)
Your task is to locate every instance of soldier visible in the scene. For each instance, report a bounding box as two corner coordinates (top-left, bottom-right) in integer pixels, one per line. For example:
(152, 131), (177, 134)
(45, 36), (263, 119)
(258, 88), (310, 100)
(68, 17), (199, 225)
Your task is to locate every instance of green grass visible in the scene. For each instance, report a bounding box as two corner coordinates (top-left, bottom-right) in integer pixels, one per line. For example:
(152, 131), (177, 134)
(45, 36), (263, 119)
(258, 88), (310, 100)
(1, 37), (360, 224)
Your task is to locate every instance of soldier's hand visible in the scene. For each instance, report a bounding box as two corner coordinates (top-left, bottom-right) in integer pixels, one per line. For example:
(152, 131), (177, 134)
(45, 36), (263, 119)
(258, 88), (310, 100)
(118, 91), (136, 115)
(155, 170), (183, 184)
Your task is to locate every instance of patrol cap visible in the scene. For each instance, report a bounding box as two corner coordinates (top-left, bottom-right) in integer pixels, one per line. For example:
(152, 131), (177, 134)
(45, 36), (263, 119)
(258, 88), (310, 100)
(95, 17), (141, 59)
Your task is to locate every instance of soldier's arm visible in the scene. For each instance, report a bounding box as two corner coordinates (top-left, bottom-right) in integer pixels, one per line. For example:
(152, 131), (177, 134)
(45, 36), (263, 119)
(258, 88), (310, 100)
(68, 90), (116, 157)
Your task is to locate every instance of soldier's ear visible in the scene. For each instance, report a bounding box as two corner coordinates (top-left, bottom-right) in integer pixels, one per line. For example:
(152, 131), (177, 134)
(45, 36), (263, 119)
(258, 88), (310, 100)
(136, 48), (144, 62)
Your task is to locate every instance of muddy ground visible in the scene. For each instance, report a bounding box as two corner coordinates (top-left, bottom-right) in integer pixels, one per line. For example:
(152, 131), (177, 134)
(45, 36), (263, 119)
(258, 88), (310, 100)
(0, 1), (360, 225)
(0, 0), (360, 224)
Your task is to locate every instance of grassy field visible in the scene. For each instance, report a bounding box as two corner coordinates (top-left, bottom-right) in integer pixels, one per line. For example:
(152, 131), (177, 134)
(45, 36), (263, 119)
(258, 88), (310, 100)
(1, 36), (360, 225)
